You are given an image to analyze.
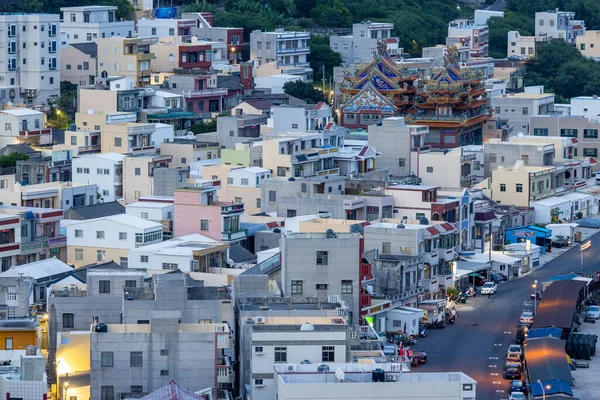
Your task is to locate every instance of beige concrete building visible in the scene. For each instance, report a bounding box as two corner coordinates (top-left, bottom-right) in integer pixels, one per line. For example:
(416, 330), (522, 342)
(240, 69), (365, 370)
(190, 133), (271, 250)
(122, 154), (173, 203)
(97, 37), (158, 87)
(418, 147), (476, 189)
(491, 162), (555, 207)
(507, 31), (550, 59)
(60, 43), (98, 86)
(101, 122), (156, 155)
(491, 89), (555, 132)
(160, 140), (220, 168)
(577, 30), (600, 61)
(298, 218), (367, 233)
(66, 214), (163, 268)
(530, 114), (600, 158)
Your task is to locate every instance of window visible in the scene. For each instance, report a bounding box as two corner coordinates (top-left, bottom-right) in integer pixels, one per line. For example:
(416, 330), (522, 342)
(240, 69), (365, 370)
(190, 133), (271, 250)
(341, 280), (353, 294)
(269, 190), (276, 202)
(119, 257), (128, 268)
(291, 280), (303, 294)
(522, 107), (529, 115)
(227, 177), (233, 185)
(4, 338), (12, 351)
(162, 263), (178, 270)
(125, 280), (136, 288)
(560, 129), (578, 137)
(140, 212), (149, 219)
(66, 64), (72, 70)
(277, 166), (286, 177)
(97, 250), (105, 261)
(161, 349), (169, 356)
(316, 284), (328, 290)
(521, 155), (529, 165)
(75, 229), (83, 238)
(119, 232), (127, 240)
(114, 137), (122, 147)
(316, 251), (328, 265)
(516, 183), (523, 193)
(254, 346), (264, 353)
(256, 198), (261, 208)
(200, 219), (209, 231)
(130, 386), (143, 393)
(584, 129), (598, 138)
(241, 178), (249, 185)
(99, 280), (110, 293)
(130, 351), (143, 367)
(135, 167), (141, 176)
(140, 255), (149, 263)
(398, 158), (406, 167)
(160, 370), (169, 376)
(292, 123), (298, 129)
(274, 347), (287, 363)
(255, 379), (264, 386)
(100, 386), (114, 400)
(426, 166), (433, 173)
(382, 242), (391, 253)
(533, 128), (548, 136)
(75, 249), (83, 260)
(500, 184), (506, 192)
(96, 231), (105, 239)
(101, 351), (114, 367)
(322, 346), (335, 362)
(584, 148), (598, 157)
(63, 313), (74, 328)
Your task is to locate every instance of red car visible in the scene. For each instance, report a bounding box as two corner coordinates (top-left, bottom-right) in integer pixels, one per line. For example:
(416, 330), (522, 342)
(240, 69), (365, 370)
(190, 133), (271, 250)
(473, 275), (487, 286)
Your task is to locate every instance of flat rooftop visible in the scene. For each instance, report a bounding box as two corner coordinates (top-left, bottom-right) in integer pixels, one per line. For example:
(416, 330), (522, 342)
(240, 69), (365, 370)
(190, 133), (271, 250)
(243, 316), (345, 326)
(103, 322), (229, 333)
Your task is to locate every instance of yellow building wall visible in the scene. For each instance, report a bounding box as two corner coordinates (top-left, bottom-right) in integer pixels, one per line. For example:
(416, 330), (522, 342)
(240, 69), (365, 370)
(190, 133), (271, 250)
(0, 330), (37, 350)
(67, 246), (129, 268)
(262, 140), (292, 177)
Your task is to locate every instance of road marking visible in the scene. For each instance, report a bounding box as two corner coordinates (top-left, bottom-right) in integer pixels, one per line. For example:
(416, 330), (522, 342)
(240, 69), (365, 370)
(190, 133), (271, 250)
(490, 372), (499, 376)
(496, 389), (505, 393)
(489, 365), (497, 368)
(494, 343), (502, 346)
(524, 301), (532, 306)
(503, 331), (512, 334)
(489, 356), (499, 360)
(493, 381), (502, 385)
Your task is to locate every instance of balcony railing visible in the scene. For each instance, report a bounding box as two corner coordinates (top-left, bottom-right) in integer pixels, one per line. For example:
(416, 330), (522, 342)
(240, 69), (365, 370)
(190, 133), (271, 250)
(78, 145), (101, 154)
(19, 129), (51, 137)
(20, 238), (48, 253)
(460, 174), (476, 181)
(277, 46), (310, 54)
(48, 236), (67, 248)
(221, 229), (247, 242)
(460, 153), (477, 162)
(183, 88), (229, 98)
(0, 242), (20, 253)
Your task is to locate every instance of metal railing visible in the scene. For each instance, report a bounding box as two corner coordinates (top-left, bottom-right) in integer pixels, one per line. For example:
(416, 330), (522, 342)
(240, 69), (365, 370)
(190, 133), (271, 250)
(50, 288), (87, 297)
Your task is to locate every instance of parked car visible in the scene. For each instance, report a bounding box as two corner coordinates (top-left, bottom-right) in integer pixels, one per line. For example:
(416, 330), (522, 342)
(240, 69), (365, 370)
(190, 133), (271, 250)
(509, 379), (526, 394)
(491, 273), (506, 283)
(473, 275), (487, 286)
(508, 55), (523, 62)
(481, 282), (498, 295)
(504, 363), (522, 379)
(587, 305), (600, 319)
(516, 325), (529, 344)
(507, 344), (523, 361)
(585, 298), (599, 306)
(519, 312), (534, 324)
(509, 392), (526, 400)
(551, 236), (570, 248)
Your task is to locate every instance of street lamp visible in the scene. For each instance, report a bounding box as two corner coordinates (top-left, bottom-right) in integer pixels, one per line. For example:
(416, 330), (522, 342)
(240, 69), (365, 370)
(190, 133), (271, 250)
(532, 280), (538, 314)
(64, 380), (69, 400)
(578, 240), (591, 268)
(538, 379), (551, 400)
(56, 108), (62, 129)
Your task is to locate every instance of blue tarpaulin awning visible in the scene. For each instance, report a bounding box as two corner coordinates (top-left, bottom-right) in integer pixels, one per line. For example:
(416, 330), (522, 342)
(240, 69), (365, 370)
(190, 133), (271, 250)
(527, 327), (563, 340)
(529, 379), (573, 397)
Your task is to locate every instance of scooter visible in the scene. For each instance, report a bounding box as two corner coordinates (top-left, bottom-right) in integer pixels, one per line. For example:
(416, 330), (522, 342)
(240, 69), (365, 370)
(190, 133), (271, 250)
(457, 294), (468, 304)
(447, 315), (456, 324)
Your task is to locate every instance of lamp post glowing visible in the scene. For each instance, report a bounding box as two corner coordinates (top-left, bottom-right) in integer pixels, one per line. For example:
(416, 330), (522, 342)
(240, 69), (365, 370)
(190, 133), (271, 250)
(64, 380), (69, 400)
(533, 280), (538, 314)
(538, 379), (551, 400)
(578, 241), (591, 268)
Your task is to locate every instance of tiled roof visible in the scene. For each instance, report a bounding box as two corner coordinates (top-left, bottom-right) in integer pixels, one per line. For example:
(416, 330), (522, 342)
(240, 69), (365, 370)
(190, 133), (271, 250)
(64, 202), (125, 220)
(71, 42), (98, 57)
(245, 99), (272, 110)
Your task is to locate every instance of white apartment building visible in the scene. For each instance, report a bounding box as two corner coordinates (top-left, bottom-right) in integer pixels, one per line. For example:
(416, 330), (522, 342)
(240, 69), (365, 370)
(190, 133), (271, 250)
(250, 29), (312, 80)
(535, 9), (585, 44)
(125, 197), (173, 238)
(491, 88), (555, 132)
(269, 103), (334, 135)
(0, 109), (51, 147)
(127, 233), (229, 272)
(242, 317), (350, 400)
(447, 18), (489, 58)
(66, 214), (163, 267)
(330, 22), (400, 64)
(60, 6), (134, 44)
(507, 31), (550, 59)
(71, 153), (124, 202)
(137, 18), (196, 39)
(274, 364), (476, 400)
(570, 96), (600, 117)
(0, 14), (60, 108)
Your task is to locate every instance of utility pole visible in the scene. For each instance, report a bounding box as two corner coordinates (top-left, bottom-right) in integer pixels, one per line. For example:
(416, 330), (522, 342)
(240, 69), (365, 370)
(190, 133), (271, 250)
(322, 65), (326, 95)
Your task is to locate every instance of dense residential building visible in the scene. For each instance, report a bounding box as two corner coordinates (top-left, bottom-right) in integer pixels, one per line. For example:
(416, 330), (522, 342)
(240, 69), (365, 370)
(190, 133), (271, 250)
(530, 113), (600, 158)
(60, 43), (98, 85)
(0, 14), (60, 108)
(89, 312), (232, 400)
(507, 31), (551, 59)
(576, 30), (600, 61)
(490, 88), (555, 132)
(0, 181), (97, 210)
(418, 147), (477, 189)
(160, 139), (221, 168)
(72, 153), (124, 202)
(63, 202), (125, 221)
(535, 9), (585, 44)
(15, 149), (72, 185)
(137, 17), (196, 39)
(0, 206), (67, 269)
(59, 6), (134, 44)
(125, 196), (174, 239)
(97, 37), (158, 87)
(250, 29), (312, 81)
(100, 122), (157, 155)
(423, 44), (469, 68)
(490, 162), (556, 207)
(0, 109), (52, 147)
(150, 36), (228, 72)
(65, 214), (163, 267)
(447, 18), (489, 57)
(329, 22), (400, 64)
(122, 154), (173, 203)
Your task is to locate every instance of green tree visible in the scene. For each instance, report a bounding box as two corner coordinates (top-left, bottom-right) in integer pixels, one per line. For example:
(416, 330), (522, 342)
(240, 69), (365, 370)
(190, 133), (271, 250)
(190, 119), (217, 134)
(0, 153), (29, 168)
(311, 0), (353, 28)
(283, 80), (326, 104)
(179, 0), (215, 14)
(308, 35), (343, 81)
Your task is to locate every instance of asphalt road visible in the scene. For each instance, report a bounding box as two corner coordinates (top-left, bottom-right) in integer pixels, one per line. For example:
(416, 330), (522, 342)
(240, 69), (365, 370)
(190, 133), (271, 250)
(487, 0), (507, 12)
(414, 231), (600, 399)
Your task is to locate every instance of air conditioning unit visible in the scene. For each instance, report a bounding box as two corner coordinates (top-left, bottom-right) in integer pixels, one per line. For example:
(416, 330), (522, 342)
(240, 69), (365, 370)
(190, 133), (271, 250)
(256, 316), (266, 324)
(386, 374), (397, 382)
(286, 365), (297, 372)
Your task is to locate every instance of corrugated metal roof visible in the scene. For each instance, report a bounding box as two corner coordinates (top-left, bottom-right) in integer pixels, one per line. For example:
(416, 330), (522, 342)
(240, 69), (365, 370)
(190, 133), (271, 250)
(527, 327), (563, 340)
(529, 379), (573, 397)
(0, 257), (72, 280)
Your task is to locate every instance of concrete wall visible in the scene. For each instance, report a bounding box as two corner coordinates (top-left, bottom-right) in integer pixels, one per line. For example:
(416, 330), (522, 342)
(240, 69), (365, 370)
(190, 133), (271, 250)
(368, 118), (420, 177)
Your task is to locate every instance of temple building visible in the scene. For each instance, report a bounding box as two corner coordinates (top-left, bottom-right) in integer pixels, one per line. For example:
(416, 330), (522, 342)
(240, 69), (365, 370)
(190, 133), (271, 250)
(339, 42), (491, 148)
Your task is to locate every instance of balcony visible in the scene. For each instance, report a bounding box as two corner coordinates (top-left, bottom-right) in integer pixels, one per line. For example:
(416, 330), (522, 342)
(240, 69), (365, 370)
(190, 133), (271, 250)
(19, 129), (51, 137)
(422, 252), (438, 265)
(411, 145), (431, 153)
(371, 286), (425, 304)
(114, 175), (123, 184)
(460, 153), (477, 162)
(20, 238), (48, 254)
(221, 229), (247, 242)
(442, 248), (458, 262)
(130, 145), (155, 154)
(220, 203), (244, 215)
(277, 46), (310, 54)
(316, 168), (340, 177)
(48, 236), (67, 249)
(136, 52), (155, 61)
(182, 88), (229, 98)
(78, 145), (101, 154)
(0, 242), (20, 254)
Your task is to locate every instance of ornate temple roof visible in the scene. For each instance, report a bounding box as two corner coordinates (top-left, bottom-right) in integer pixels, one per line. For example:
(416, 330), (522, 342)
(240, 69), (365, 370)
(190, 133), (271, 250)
(342, 80), (396, 113)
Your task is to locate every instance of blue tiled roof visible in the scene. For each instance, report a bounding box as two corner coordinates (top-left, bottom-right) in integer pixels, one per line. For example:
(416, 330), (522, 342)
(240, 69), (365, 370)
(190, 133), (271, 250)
(527, 327), (563, 339)
(529, 380), (573, 397)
